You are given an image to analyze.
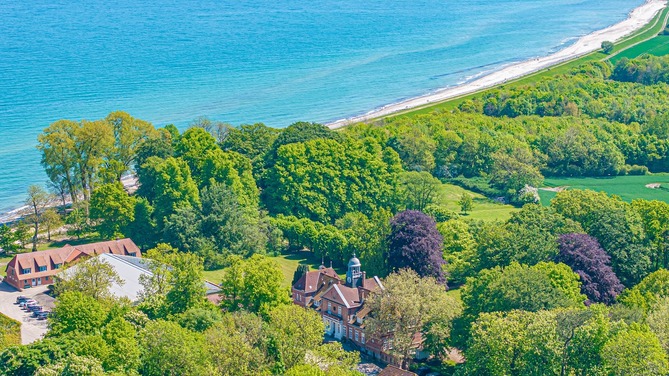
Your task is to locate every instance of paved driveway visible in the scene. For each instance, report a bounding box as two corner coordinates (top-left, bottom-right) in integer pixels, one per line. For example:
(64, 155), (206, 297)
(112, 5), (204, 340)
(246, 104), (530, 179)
(0, 282), (53, 344)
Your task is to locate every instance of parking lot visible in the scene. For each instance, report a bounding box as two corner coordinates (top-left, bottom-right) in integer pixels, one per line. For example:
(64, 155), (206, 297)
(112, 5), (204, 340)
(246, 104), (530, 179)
(0, 282), (53, 344)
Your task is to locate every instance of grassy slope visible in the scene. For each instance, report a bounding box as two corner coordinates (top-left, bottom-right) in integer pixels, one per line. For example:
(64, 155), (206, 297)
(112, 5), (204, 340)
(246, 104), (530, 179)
(436, 182), (517, 222)
(376, 5), (669, 120)
(538, 173), (669, 205)
(610, 34), (669, 63)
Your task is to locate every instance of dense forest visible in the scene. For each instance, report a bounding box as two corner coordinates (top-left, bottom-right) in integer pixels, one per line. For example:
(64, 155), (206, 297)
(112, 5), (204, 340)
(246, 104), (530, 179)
(1, 55), (669, 375)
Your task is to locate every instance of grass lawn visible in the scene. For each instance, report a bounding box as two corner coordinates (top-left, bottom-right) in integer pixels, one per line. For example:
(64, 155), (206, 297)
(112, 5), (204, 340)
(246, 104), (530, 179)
(538, 173), (669, 205)
(436, 182), (518, 222)
(610, 35), (669, 63)
(203, 251), (347, 287)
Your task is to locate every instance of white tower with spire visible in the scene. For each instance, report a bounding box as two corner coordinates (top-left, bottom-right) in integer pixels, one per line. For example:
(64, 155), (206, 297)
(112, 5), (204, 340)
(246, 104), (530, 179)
(346, 253), (362, 287)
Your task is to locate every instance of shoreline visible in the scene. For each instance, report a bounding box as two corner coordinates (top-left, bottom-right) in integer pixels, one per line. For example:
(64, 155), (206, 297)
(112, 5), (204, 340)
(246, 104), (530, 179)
(0, 1), (666, 222)
(327, 0), (668, 129)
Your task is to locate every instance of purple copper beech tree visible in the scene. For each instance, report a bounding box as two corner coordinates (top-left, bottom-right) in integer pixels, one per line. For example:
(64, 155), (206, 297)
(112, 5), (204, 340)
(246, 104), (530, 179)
(387, 210), (447, 285)
(556, 233), (624, 304)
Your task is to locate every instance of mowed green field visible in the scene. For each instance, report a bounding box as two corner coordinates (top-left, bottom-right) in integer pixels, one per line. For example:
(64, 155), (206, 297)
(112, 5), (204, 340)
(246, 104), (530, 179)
(203, 252), (346, 287)
(538, 174), (669, 205)
(610, 34), (669, 63)
(436, 182), (518, 222)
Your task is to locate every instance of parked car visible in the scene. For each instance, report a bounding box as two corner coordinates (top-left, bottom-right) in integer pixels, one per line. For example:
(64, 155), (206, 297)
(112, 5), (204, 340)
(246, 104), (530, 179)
(18, 300), (37, 308)
(15, 296), (29, 304)
(28, 305), (43, 313)
(31, 309), (46, 317)
(35, 311), (49, 320)
(23, 303), (39, 311)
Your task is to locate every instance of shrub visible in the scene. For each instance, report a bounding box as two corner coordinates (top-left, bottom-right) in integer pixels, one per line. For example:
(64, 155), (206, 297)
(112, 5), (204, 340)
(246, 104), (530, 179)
(601, 41), (614, 54)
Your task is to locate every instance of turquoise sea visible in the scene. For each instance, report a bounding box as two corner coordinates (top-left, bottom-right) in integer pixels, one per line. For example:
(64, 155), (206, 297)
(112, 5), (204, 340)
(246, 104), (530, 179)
(0, 0), (645, 213)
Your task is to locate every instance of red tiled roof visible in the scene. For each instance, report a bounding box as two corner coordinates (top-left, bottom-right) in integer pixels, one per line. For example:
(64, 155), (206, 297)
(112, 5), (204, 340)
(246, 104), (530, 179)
(362, 276), (383, 291)
(378, 365), (417, 376)
(5, 238), (140, 282)
(323, 284), (361, 308)
(293, 267), (340, 294)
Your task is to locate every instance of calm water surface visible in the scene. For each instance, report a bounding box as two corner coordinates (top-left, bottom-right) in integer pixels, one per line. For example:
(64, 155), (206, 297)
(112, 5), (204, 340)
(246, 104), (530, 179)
(0, 0), (644, 212)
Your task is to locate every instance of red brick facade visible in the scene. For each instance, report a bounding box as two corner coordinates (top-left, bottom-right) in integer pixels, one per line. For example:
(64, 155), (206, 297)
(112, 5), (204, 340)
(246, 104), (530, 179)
(4, 238), (140, 290)
(291, 256), (401, 363)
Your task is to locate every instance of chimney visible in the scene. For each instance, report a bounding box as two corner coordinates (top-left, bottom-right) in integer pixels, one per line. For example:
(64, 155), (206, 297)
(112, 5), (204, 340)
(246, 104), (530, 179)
(362, 271), (366, 281)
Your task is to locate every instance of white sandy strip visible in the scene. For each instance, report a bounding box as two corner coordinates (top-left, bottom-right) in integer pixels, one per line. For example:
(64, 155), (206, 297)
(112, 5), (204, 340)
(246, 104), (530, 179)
(328, 0), (667, 129)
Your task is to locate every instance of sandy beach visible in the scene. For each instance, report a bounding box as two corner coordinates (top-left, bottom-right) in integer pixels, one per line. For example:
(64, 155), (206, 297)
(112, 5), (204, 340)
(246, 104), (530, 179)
(328, 0), (668, 129)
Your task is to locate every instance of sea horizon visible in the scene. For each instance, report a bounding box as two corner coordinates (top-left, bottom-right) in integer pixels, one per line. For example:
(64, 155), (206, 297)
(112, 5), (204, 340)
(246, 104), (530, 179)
(0, 0), (647, 214)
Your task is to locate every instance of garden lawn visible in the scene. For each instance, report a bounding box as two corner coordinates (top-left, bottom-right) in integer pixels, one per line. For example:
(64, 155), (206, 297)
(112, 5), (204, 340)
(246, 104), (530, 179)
(203, 252), (346, 287)
(538, 174), (669, 205)
(436, 183), (518, 222)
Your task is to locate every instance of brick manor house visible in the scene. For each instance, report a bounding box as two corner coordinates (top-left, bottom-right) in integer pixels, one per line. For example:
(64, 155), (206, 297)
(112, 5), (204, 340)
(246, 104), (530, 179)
(292, 255), (419, 364)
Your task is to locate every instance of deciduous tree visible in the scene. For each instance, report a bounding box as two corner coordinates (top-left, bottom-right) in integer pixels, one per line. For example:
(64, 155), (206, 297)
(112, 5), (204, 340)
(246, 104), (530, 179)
(557, 233), (624, 304)
(139, 320), (213, 376)
(54, 256), (124, 301)
(387, 210), (446, 283)
(398, 171), (441, 211)
(89, 183), (136, 239)
(366, 269), (461, 368)
(24, 185), (52, 251)
(266, 304), (324, 370)
(220, 254), (290, 316)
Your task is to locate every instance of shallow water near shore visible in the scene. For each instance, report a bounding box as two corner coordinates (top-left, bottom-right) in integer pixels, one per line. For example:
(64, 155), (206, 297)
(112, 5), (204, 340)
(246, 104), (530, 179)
(0, 0), (645, 213)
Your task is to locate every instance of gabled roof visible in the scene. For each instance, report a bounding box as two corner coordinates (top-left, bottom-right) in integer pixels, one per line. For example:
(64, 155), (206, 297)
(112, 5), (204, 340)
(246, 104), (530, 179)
(323, 283), (361, 309)
(378, 365), (418, 376)
(293, 267), (340, 294)
(5, 239), (141, 281)
(362, 276), (384, 291)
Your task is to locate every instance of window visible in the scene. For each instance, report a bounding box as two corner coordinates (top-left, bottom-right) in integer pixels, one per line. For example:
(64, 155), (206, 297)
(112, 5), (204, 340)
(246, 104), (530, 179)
(328, 302), (331, 313)
(129, 252), (137, 257)
(355, 331), (359, 342)
(349, 327), (352, 338)
(362, 333), (365, 344)
(337, 306), (342, 316)
(38, 266), (47, 272)
(22, 268), (31, 274)
(54, 263), (62, 269)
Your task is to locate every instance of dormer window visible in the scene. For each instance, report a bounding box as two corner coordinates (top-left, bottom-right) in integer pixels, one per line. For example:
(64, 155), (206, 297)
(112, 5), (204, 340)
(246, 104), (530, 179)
(38, 266), (47, 272)
(54, 263), (62, 269)
(22, 268), (31, 274)
(129, 252), (137, 257)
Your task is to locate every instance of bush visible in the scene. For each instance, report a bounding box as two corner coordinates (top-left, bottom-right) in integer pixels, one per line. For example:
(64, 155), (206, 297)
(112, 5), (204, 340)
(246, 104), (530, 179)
(626, 164), (649, 175)
(424, 205), (459, 222)
(601, 41), (614, 54)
